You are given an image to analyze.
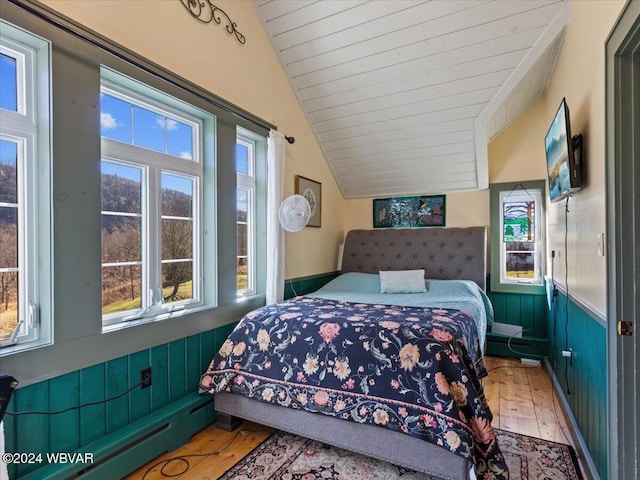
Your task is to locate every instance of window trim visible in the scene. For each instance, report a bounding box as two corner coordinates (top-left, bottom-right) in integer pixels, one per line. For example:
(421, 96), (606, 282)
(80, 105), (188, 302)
(489, 180), (546, 295)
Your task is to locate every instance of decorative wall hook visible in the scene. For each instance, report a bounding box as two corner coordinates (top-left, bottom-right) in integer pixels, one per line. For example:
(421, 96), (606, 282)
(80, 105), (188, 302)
(180, 0), (246, 45)
(285, 135), (295, 144)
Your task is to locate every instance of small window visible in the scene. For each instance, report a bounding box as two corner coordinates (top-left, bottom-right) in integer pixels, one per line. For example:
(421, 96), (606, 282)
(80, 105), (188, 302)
(100, 89), (196, 161)
(100, 71), (204, 327)
(236, 133), (255, 297)
(490, 180), (545, 294)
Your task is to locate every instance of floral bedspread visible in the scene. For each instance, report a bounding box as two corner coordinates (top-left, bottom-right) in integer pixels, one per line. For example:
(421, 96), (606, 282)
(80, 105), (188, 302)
(199, 297), (508, 480)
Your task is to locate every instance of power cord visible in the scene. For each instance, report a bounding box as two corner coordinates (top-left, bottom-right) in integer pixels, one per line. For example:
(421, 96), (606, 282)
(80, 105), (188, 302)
(549, 250), (558, 368)
(505, 328), (544, 360)
(486, 364), (539, 374)
(140, 428), (257, 479)
(563, 197), (571, 395)
(5, 382), (143, 416)
(284, 262), (299, 298)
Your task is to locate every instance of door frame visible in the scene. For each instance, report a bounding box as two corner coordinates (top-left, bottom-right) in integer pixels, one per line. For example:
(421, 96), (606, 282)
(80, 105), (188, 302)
(606, 1), (640, 479)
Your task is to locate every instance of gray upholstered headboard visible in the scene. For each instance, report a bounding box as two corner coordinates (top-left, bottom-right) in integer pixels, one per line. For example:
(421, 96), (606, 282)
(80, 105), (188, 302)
(340, 227), (487, 290)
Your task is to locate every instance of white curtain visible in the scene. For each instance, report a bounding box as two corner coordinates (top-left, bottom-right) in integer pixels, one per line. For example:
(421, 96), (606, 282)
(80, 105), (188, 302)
(266, 130), (286, 304)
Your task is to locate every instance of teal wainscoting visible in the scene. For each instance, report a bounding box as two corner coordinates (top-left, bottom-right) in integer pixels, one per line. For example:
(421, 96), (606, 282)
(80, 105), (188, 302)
(284, 271), (339, 299)
(3, 272), (339, 480)
(3, 323), (237, 480)
(546, 289), (608, 479)
(486, 291), (549, 359)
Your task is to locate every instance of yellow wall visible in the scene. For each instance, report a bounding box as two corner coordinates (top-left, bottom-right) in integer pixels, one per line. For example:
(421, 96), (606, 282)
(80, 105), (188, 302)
(41, 0), (345, 279)
(489, 0), (625, 315)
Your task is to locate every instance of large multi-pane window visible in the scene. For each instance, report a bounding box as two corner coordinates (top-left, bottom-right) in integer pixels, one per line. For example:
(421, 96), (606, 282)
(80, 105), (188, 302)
(490, 180), (545, 293)
(0, 23), (51, 350)
(1, 3), (271, 376)
(236, 132), (255, 297)
(100, 74), (203, 326)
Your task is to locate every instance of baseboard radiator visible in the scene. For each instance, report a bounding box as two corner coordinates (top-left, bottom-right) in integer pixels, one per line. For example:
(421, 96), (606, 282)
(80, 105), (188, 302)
(18, 393), (215, 480)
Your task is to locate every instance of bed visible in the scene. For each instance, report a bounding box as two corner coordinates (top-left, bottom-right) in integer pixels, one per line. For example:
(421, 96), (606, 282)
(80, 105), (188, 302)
(199, 227), (508, 480)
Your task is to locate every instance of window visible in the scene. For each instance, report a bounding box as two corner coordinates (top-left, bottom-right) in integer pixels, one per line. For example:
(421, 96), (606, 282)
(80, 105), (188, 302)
(100, 73), (205, 326)
(1, 2), (274, 377)
(490, 180), (545, 294)
(236, 132), (255, 297)
(0, 22), (51, 351)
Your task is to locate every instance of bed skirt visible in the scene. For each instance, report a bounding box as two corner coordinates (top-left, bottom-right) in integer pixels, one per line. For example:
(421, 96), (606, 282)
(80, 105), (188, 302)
(214, 392), (470, 480)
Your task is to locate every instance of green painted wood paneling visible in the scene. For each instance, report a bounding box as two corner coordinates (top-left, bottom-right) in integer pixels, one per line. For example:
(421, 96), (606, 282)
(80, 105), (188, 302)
(486, 290), (548, 358)
(13, 381), (49, 478)
(284, 271), (339, 299)
(199, 329), (215, 372)
(547, 290), (607, 478)
(151, 344), (169, 409)
(105, 356), (129, 433)
(128, 350), (151, 421)
(186, 334), (201, 392)
(488, 290), (548, 340)
(4, 326), (228, 479)
(168, 339), (187, 402)
(79, 364), (106, 445)
(48, 371), (80, 453)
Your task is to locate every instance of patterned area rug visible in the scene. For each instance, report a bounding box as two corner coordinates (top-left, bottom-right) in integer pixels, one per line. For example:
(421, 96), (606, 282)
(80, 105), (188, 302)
(219, 429), (583, 480)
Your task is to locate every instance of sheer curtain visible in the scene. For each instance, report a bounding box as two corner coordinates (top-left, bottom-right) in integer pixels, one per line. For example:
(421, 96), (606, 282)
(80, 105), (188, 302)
(266, 130), (285, 304)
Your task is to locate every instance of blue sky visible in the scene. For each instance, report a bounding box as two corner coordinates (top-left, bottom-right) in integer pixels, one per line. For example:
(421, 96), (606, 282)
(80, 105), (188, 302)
(0, 53), (17, 112)
(101, 93), (193, 160)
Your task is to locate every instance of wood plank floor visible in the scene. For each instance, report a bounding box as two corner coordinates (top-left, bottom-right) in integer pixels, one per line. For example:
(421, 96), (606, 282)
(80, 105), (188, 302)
(126, 356), (578, 480)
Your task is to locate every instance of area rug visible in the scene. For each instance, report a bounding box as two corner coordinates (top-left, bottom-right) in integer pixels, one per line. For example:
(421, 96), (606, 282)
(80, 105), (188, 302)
(218, 429), (583, 480)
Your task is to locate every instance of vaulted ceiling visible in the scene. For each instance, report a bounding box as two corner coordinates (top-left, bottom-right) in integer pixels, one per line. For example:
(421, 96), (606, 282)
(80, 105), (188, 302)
(254, 0), (569, 198)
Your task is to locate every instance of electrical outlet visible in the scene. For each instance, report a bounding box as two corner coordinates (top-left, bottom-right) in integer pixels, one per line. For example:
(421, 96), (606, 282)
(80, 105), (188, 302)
(141, 367), (152, 389)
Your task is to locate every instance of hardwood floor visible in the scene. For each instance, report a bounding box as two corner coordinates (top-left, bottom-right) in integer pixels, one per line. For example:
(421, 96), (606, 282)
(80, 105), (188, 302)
(483, 356), (574, 445)
(127, 356), (577, 479)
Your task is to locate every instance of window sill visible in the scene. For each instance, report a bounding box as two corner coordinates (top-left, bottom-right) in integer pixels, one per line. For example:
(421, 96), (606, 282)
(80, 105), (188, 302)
(236, 293), (265, 304)
(489, 283), (545, 295)
(0, 337), (53, 357)
(102, 303), (211, 334)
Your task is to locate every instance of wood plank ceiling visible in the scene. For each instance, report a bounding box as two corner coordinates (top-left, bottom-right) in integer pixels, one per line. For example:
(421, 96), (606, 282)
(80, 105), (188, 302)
(254, 0), (569, 199)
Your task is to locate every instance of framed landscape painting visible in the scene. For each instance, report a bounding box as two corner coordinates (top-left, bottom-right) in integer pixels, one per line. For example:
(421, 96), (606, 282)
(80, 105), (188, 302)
(373, 195), (445, 228)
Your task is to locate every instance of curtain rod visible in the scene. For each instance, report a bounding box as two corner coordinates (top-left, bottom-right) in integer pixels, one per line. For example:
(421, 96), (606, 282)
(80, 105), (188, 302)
(8, 0), (277, 133)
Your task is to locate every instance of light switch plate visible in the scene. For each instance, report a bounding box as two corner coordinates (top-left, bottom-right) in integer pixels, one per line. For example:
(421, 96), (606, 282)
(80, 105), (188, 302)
(597, 233), (605, 256)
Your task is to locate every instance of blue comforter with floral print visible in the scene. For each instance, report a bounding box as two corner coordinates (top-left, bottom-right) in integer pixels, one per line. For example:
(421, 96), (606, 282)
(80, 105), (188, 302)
(199, 297), (508, 480)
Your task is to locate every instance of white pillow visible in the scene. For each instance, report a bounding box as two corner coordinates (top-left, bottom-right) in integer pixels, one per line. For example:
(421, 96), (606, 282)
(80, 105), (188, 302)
(379, 269), (427, 294)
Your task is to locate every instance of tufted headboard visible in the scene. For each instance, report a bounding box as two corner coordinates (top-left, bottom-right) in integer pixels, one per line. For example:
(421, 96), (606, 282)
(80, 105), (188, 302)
(340, 227), (487, 290)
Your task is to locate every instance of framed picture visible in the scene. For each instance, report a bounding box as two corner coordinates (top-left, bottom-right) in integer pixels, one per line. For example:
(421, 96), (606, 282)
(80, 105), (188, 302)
(373, 195), (445, 228)
(295, 175), (321, 227)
